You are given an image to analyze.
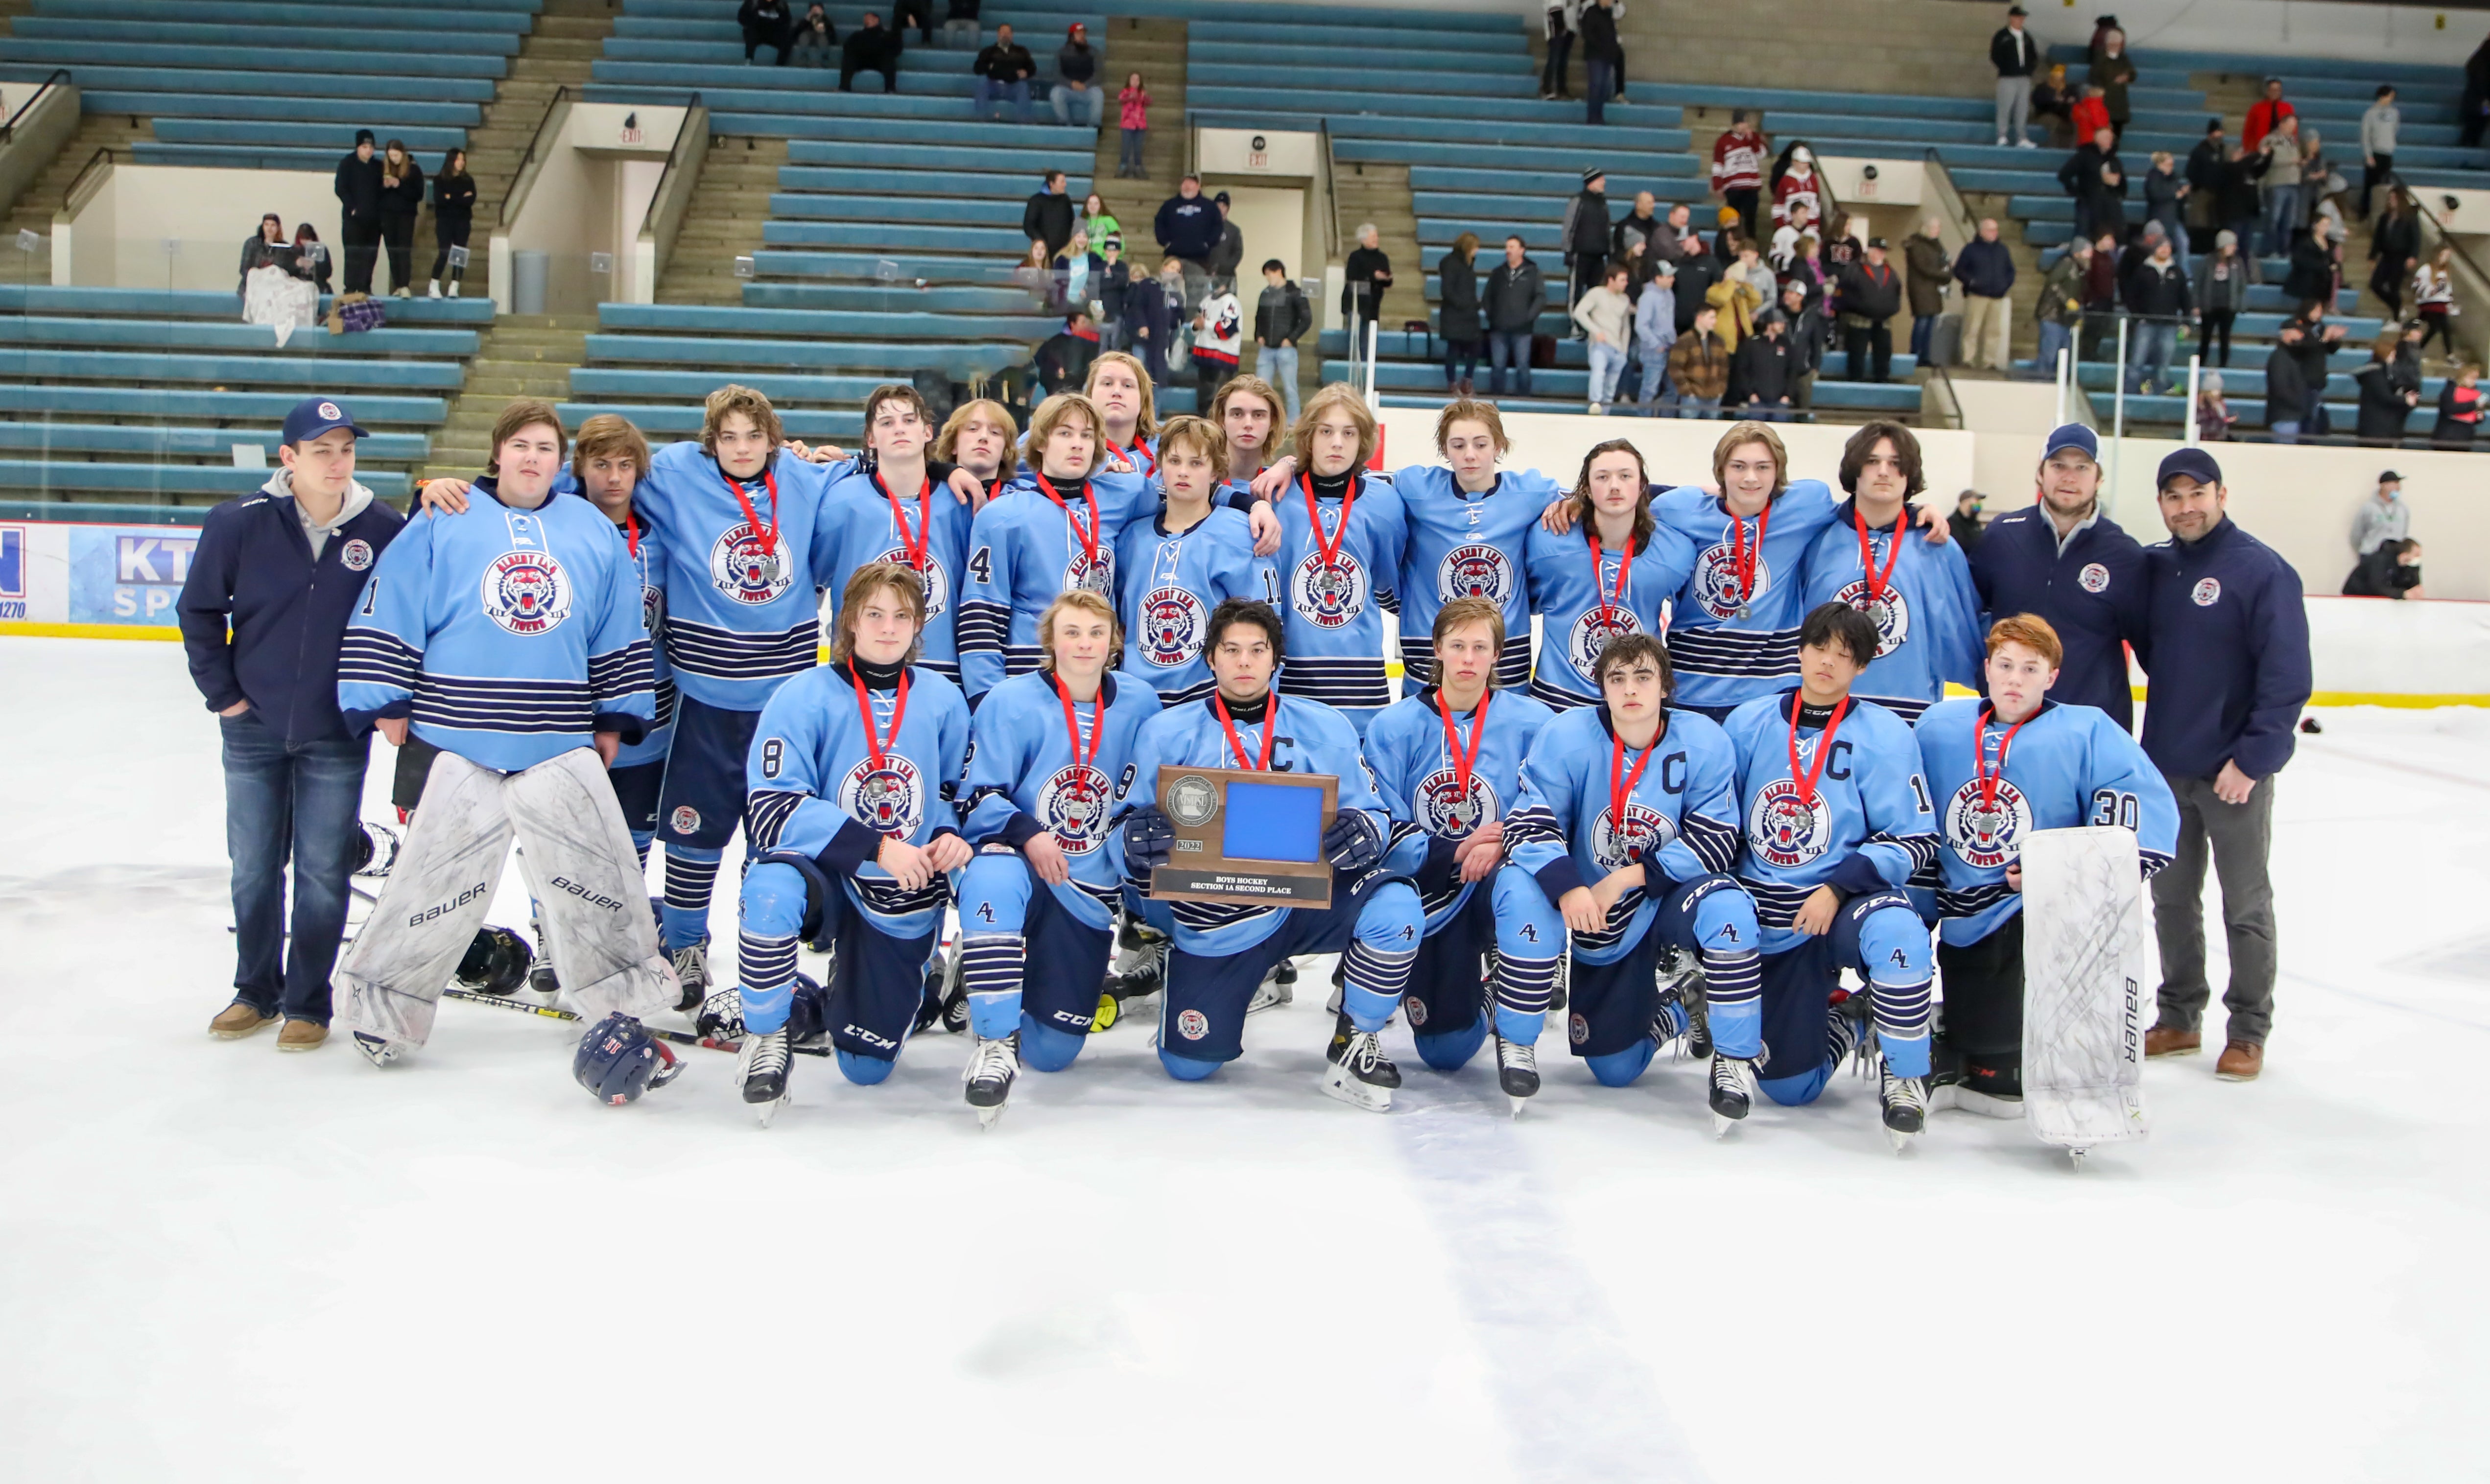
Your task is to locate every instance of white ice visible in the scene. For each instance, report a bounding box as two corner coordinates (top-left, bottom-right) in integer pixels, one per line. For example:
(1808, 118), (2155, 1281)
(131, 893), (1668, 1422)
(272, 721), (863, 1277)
(0, 636), (2483, 1484)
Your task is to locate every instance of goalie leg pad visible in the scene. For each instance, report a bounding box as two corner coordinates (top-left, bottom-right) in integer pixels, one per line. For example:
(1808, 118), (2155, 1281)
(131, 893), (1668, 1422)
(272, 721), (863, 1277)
(337, 748), (515, 1048)
(503, 749), (675, 1024)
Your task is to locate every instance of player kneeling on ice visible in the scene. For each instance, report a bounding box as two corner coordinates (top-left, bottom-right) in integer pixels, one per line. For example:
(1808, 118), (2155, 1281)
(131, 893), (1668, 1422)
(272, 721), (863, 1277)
(1115, 598), (1425, 1110)
(333, 400), (683, 1100)
(732, 563), (972, 1122)
(1363, 597), (1556, 1107)
(1724, 603), (1944, 1148)
(1912, 614), (2175, 1116)
(953, 589), (1163, 1122)
(1499, 634), (1761, 1117)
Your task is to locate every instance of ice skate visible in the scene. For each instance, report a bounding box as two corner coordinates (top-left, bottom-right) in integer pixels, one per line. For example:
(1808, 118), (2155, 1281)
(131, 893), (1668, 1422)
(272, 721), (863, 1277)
(962, 1033), (1020, 1128)
(696, 985), (744, 1041)
(1098, 919), (1167, 1030)
(1322, 1012), (1399, 1112)
(739, 1028), (792, 1127)
(1880, 1067), (1928, 1153)
(1655, 948), (1709, 1058)
(1829, 989), (1879, 1077)
(1250, 956), (1297, 1016)
(351, 1031), (401, 1068)
(1708, 1054), (1757, 1137)
(670, 942), (711, 1014)
(1494, 1032), (1539, 1114)
(525, 904), (560, 997)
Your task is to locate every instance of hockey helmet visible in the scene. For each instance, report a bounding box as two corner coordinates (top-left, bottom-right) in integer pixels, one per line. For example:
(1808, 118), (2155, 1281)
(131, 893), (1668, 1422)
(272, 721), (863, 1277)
(573, 1013), (663, 1106)
(455, 925), (533, 996)
(352, 820), (403, 878)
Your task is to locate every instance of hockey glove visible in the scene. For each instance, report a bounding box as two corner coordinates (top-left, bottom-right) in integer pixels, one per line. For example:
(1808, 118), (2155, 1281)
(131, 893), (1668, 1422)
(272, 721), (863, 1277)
(1321, 810), (1385, 872)
(1123, 805), (1175, 870)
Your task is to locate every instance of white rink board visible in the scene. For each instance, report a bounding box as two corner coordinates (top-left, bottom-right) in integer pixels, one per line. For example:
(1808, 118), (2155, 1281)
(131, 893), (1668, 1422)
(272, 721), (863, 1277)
(1, 637), (2486, 1483)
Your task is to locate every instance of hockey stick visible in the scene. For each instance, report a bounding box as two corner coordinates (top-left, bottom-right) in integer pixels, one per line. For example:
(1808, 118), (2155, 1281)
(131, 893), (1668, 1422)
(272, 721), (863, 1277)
(443, 988), (832, 1057)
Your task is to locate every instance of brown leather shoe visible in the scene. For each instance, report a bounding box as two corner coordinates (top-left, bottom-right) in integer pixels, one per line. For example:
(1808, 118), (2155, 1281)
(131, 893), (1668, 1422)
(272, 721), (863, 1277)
(210, 1002), (276, 1039)
(2215, 1041), (2263, 1081)
(2144, 1026), (2201, 1058)
(275, 1019), (329, 1053)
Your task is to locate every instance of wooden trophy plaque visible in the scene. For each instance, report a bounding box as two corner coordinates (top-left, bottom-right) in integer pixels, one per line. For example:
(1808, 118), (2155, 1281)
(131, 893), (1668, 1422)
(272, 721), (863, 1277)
(1147, 766), (1339, 908)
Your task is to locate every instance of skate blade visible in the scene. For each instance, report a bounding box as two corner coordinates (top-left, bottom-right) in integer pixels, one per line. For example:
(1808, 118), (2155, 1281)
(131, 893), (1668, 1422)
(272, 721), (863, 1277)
(751, 1093), (788, 1128)
(976, 1102), (1007, 1130)
(1950, 1088), (2024, 1120)
(1712, 1109), (1747, 1139)
(1886, 1125), (1920, 1154)
(1246, 988), (1287, 1015)
(1320, 1065), (1392, 1112)
(1506, 1093), (1529, 1119)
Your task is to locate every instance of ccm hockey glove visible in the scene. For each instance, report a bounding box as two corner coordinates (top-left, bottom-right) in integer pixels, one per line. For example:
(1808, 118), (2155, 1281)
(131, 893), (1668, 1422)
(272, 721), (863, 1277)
(1122, 805), (1175, 870)
(1321, 809), (1385, 872)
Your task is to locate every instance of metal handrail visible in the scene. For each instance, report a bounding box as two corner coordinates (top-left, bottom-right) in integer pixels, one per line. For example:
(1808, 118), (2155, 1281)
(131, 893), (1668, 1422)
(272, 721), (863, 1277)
(637, 92), (704, 240)
(2, 70), (69, 145)
(1319, 118), (1339, 260)
(62, 147), (114, 213)
(501, 85), (571, 224)
(2394, 171), (2487, 366)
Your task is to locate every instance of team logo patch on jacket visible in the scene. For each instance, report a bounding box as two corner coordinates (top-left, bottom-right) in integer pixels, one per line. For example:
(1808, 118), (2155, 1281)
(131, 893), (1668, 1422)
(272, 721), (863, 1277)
(341, 538), (374, 572)
(479, 550), (571, 636)
(2192, 577), (2222, 606)
(2079, 562), (2111, 593)
(711, 523), (792, 605)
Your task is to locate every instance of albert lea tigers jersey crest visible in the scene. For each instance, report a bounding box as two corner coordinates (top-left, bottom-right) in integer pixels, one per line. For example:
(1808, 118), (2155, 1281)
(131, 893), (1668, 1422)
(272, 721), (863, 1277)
(1834, 579), (1911, 658)
(1945, 777), (2031, 870)
(1291, 549), (1368, 629)
(840, 754), (925, 839)
(1036, 763), (1115, 853)
(1139, 585), (1209, 667)
(1748, 779), (1832, 867)
(1437, 542), (1515, 607)
(1413, 769), (1497, 839)
(1693, 534), (1769, 619)
(480, 549), (571, 636)
(710, 522), (792, 605)
(877, 547), (949, 618)
(1591, 799), (1676, 873)
(1566, 605), (1641, 680)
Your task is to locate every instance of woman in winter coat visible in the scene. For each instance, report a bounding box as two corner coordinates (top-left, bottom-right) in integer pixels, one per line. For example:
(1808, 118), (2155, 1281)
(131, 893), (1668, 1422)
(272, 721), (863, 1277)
(2192, 228), (2250, 366)
(2087, 32), (2136, 140)
(1437, 233), (1484, 391)
(2351, 331), (2417, 445)
(427, 148), (476, 298)
(376, 140), (425, 296)
(2142, 152), (2189, 259)
(2369, 188), (2420, 318)
(1119, 259), (1172, 381)
(238, 213), (291, 296)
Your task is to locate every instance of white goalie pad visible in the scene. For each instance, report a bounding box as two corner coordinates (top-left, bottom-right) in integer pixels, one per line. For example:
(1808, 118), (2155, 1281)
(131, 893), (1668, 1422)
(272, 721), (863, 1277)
(2020, 825), (2150, 1151)
(337, 749), (517, 1047)
(502, 749), (675, 1024)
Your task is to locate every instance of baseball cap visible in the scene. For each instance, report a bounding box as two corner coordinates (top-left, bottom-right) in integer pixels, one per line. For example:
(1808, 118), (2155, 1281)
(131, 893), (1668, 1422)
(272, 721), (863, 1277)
(2043, 423), (2098, 461)
(282, 397), (368, 445)
(2155, 447), (2222, 489)
(2378, 469), (2403, 483)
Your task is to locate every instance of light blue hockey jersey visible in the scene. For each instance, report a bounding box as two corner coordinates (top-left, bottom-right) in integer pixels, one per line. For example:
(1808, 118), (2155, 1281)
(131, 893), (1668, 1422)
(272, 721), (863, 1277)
(1800, 499), (1985, 722)
(745, 661), (972, 938)
(1271, 471), (1408, 727)
(1655, 479), (1841, 710)
(819, 464), (974, 686)
(1912, 698), (2179, 946)
(339, 480), (654, 774)
(1721, 692), (1941, 951)
(1394, 466), (1558, 689)
(1115, 504), (1281, 705)
(1503, 705), (1745, 964)
(955, 468), (1153, 701)
(611, 504), (677, 769)
(1115, 691), (1392, 955)
(1522, 518), (1699, 710)
(1366, 684), (1557, 927)
(630, 441), (842, 713)
(961, 669), (1163, 929)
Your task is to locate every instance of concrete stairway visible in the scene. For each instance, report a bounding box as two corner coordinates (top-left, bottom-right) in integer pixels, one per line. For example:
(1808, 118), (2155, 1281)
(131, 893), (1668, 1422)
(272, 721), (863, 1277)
(1335, 159), (1429, 335)
(419, 313), (594, 478)
(655, 135), (785, 306)
(1615, 0), (1999, 99)
(1087, 19), (1185, 258)
(0, 110), (148, 248)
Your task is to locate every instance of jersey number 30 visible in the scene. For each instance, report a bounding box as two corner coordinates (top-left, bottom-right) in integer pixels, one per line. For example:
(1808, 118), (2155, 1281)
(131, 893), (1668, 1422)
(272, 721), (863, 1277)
(2089, 788), (2139, 830)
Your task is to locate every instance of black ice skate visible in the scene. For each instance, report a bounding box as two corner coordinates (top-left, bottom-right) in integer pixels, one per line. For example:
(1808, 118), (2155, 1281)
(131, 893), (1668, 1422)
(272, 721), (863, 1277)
(1251, 955), (1299, 1016)
(351, 1031), (401, 1067)
(1322, 1011), (1400, 1112)
(1708, 1054), (1758, 1138)
(740, 1028), (792, 1127)
(670, 942), (711, 1014)
(525, 904), (560, 997)
(962, 1033), (1020, 1128)
(1655, 947), (1709, 1058)
(1097, 917), (1168, 1030)
(1880, 1066), (1929, 1153)
(1495, 1032), (1540, 1115)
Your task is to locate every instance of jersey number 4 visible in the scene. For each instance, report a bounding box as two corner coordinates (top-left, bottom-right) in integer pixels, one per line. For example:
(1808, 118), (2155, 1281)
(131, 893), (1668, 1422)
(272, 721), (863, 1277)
(968, 546), (993, 585)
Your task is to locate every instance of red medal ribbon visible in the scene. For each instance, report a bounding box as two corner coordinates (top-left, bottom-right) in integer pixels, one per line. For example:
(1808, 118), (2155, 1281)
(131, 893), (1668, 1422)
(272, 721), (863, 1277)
(1729, 498), (1771, 603)
(622, 508), (640, 558)
(1435, 687), (1490, 807)
(1973, 703), (2032, 812)
(1054, 673), (1103, 772)
(1852, 507), (1904, 603)
(878, 471), (933, 571)
(1213, 692), (1278, 772)
(850, 661), (911, 778)
(1587, 530), (1635, 629)
(1787, 695), (1851, 806)
(1301, 472), (1356, 570)
(1610, 725), (1657, 858)
(1034, 472), (1102, 572)
(721, 467), (781, 557)
(1109, 438), (1156, 479)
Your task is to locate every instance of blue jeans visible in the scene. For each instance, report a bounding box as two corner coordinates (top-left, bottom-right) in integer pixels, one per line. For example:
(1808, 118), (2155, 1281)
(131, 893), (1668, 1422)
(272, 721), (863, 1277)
(1636, 343), (1672, 405)
(220, 712), (371, 1023)
(1257, 341), (1301, 416)
(975, 76), (1031, 121)
(1587, 338), (1624, 404)
(1910, 313), (1936, 362)
(2269, 419), (2300, 444)
(2036, 318), (2072, 378)
(2127, 321), (2177, 392)
(1587, 58), (1614, 124)
(2261, 185), (2300, 256)
(1673, 395), (1721, 419)
(1442, 337), (1478, 388)
(1118, 127), (1146, 174)
(1488, 330), (1533, 396)
(1051, 83), (1104, 126)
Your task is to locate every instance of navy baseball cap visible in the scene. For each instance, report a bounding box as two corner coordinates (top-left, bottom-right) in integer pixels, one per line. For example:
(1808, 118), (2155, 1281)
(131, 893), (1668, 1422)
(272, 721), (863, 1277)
(282, 397), (367, 445)
(2042, 423), (2098, 461)
(2156, 447), (2223, 489)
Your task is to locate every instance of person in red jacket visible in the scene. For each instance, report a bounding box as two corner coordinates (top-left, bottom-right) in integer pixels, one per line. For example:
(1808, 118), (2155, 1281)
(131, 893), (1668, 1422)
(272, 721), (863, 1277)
(2241, 77), (2296, 152)
(2069, 84), (2111, 144)
(1710, 112), (1767, 231)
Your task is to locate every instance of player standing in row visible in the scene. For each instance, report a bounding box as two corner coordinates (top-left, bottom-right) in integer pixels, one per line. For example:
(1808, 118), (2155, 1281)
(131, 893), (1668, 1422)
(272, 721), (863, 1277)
(1389, 402), (1557, 692)
(334, 400), (680, 1097)
(1209, 374), (1285, 498)
(1115, 598), (1426, 1109)
(934, 399), (1020, 500)
(1116, 415), (1278, 705)
(820, 385), (975, 687)
(1364, 598), (1557, 1104)
(734, 563), (973, 1122)
(954, 590), (1162, 1123)
(1913, 613), (2176, 1114)
(1267, 386), (1408, 732)
(1723, 603), (1943, 1149)
(1800, 421), (1984, 723)
(1524, 438), (1696, 711)
(1085, 351), (1160, 478)
(1501, 635), (1759, 1114)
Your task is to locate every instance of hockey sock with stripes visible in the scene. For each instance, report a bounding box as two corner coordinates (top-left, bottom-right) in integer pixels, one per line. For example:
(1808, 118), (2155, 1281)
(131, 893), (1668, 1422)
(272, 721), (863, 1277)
(1339, 939), (1418, 1034)
(1703, 948), (1763, 1059)
(960, 932), (1024, 1040)
(661, 846), (723, 952)
(1493, 952), (1559, 1044)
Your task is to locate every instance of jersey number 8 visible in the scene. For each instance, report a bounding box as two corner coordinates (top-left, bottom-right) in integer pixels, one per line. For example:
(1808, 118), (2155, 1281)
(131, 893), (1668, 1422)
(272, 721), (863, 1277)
(760, 738), (784, 779)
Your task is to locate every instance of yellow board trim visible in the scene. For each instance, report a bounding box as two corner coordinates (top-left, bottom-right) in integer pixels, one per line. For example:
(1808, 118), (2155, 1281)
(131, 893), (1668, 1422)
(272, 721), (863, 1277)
(0, 621), (184, 641)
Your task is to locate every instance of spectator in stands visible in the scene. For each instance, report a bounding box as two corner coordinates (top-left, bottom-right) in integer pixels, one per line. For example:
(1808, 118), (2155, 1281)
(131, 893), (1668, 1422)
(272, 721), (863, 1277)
(1824, 206), (1861, 277)
(1014, 241), (1056, 308)
(427, 149), (475, 299)
(2241, 76), (2294, 153)
(239, 215), (317, 333)
(2087, 30), (2134, 143)
(2356, 85), (2399, 220)
(1651, 200), (1692, 264)
(1036, 312), (1102, 396)
(2369, 188), (2418, 319)
(2415, 245), (2457, 354)
(1769, 201), (1815, 272)
(1711, 114), (1765, 230)
(1784, 231), (1828, 311)
(740, 0), (793, 64)
(2185, 121), (2225, 233)
(1541, 0), (1578, 100)
(1562, 170), (1612, 332)
(2215, 144), (2265, 273)
(1954, 217), (2016, 373)
(2354, 333), (2418, 445)
(1097, 240), (1129, 350)
(1635, 260), (1678, 409)
(2031, 63), (2075, 148)
(2343, 538), (2424, 599)
(1574, 260), (1633, 414)
(2060, 127), (2126, 245)
(1769, 143), (1821, 229)
(1666, 304), (1728, 418)
(2298, 127), (2339, 235)
(2195, 229), (2246, 367)
(942, 0), (978, 48)
(1118, 72), (1150, 178)
(1343, 222), (1393, 346)
(974, 23), (1037, 121)
(332, 131), (382, 297)
(791, 5), (835, 66)
(2283, 212), (2338, 306)
(1209, 193), (1244, 286)
(1485, 235), (1543, 398)
(2037, 236), (2087, 377)
(2262, 320), (2312, 443)
(1836, 236), (1900, 383)
(1254, 259), (1310, 416)
(1671, 230), (1720, 333)
(841, 11), (901, 92)
(1053, 22), (1104, 127)
(238, 214), (289, 296)
(1779, 280), (1823, 416)
(1614, 192), (1662, 265)
(1025, 170), (1074, 260)
(1121, 259), (1170, 381)
(1723, 238), (1776, 342)
(892, 0), (932, 46)
(2349, 470), (2409, 554)
(180, 397), (402, 1053)
(1057, 229), (1103, 316)
(1154, 175), (1220, 305)
(1081, 191), (1120, 246)
(1902, 223), (1948, 367)
(1950, 490), (1985, 547)
(2434, 363), (2481, 446)
(2257, 114), (2306, 254)
(2142, 151), (2189, 261)
(1730, 309), (1795, 422)
(292, 224), (332, 295)
(2078, 230), (2120, 359)
(2289, 299), (2347, 428)
(2196, 372), (2236, 440)
(2468, 38), (2490, 149)
(2124, 234), (2189, 394)
(1580, 0), (1622, 125)
(1438, 233), (1484, 396)
(377, 141), (423, 298)
(1992, 4), (2038, 147)
(2069, 84), (2110, 146)
(1192, 277), (1244, 400)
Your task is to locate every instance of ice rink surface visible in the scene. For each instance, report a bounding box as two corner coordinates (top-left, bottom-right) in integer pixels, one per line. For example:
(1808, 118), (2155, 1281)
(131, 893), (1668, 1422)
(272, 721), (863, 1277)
(0, 636), (2483, 1483)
